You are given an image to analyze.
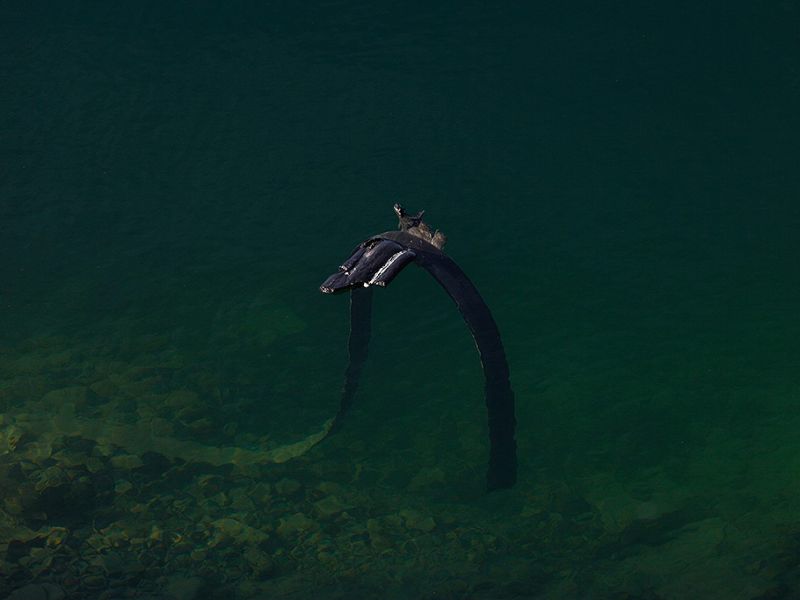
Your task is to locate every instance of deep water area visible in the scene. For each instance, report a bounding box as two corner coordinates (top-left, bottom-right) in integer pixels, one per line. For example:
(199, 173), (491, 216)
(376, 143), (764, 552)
(2, 2), (800, 599)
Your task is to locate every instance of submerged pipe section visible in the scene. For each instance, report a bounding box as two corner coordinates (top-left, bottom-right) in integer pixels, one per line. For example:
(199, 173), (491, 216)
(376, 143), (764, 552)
(319, 204), (517, 491)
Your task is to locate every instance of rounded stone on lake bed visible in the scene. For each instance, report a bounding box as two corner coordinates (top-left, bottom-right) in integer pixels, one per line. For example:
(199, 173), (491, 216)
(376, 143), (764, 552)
(114, 480), (133, 494)
(89, 379), (119, 399)
(275, 478), (301, 496)
(34, 466), (68, 492)
(190, 548), (207, 561)
(41, 386), (89, 407)
(399, 509), (436, 532)
(313, 495), (351, 520)
(209, 518), (269, 546)
(6, 583), (65, 600)
(186, 417), (215, 434)
(2, 424), (26, 451)
(165, 390), (199, 410)
(93, 443), (115, 457)
(149, 417), (174, 437)
(23, 441), (53, 463)
(243, 547), (274, 577)
(276, 512), (317, 537)
(110, 454), (144, 470)
(84, 457), (105, 473)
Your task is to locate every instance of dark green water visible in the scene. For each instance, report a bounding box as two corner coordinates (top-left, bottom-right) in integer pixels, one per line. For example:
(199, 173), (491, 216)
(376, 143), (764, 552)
(2, 2), (800, 598)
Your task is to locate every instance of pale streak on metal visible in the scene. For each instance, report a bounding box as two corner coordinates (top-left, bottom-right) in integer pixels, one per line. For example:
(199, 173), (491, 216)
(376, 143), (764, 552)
(367, 249), (413, 286)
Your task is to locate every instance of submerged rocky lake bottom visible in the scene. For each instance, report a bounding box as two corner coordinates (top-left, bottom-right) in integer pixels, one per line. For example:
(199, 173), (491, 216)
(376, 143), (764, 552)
(2, 302), (800, 599)
(3, 2), (800, 598)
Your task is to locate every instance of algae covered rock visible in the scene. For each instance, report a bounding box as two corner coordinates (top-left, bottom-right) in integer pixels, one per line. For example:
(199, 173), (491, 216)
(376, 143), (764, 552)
(229, 487), (256, 512)
(110, 454), (144, 470)
(243, 546), (275, 577)
(6, 583), (65, 600)
(41, 386), (90, 408)
(313, 495), (351, 520)
(208, 518), (269, 547)
(0, 519), (49, 555)
(399, 509), (437, 533)
(186, 417), (215, 435)
(275, 478), (302, 496)
(589, 475), (694, 539)
(165, 390), (200, 410)
(408, 467), (446, 491)
(276, 512), (317, 538)
(366, 518), (393, 550)
(89, 378), (119, 399)
(21, 441), (53, 464)
(33, 466), (68, 493)
(1, 424), (26, 452)
(148, 417), (174, 437)
(114, 480), (134, 495)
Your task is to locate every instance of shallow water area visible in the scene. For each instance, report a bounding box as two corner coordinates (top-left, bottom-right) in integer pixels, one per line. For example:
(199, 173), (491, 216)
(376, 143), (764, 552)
(2, 2), (800, 599)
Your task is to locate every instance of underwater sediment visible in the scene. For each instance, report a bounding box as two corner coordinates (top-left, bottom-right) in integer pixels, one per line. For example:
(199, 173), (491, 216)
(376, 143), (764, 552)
(2, 328), (800, 599)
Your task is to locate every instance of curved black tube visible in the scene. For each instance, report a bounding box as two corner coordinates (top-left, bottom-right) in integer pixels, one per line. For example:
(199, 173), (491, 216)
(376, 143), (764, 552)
(330, 286), (372, 434)
(320, 206), (517, 491)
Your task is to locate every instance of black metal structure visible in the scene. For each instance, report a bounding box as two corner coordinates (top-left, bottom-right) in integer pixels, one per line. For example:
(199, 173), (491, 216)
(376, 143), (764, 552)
(320, 205), (517, 491)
